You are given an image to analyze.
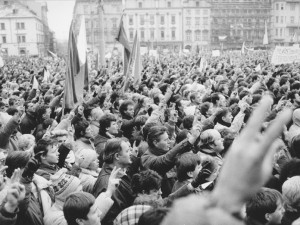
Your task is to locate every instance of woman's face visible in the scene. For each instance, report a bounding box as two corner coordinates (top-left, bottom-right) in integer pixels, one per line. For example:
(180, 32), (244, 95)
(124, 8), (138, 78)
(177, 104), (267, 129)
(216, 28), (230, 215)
(88, 155), (99, 171)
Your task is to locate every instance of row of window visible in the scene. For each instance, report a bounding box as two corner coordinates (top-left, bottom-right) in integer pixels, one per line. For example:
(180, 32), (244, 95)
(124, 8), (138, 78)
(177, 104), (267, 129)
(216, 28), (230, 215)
(186, 30), (210, 41)
(128, 29), (177, 40)
(0, 22), (25, 30)
(128, 15), (177, 26)
(186, 17), (209, 26)
(212, 9), (270, 14)
(275, 16), (300, 24)
(0, 35), (26, 44)
(275, 3), (296, 11)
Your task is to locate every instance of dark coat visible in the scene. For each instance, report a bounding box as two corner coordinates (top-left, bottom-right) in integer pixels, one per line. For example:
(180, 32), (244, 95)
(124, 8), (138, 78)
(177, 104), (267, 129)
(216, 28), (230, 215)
(120, 114), (135, 140)
(20, 112), (37, 134)
(94, 133), (110, 167)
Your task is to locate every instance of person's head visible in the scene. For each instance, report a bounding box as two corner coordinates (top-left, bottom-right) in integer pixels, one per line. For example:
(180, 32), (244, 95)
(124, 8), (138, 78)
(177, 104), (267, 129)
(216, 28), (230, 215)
(99, 113), (118, 135)
(18, 134), (36, 151)
(214, 107), (233, 124)
(138, 208), (169, 225)
(246, 188), (284, 225)
(199, 129), (224, 153)
(199, 102), (211, 117)
(63, 192), (101, 225)
(76, 149), (99, 171)
(103, 138), (132, 168)
(282, 176), (300, 213)
(36, 105), (51, 121)
(132, 169), (162, 200)
(33, 138), (59, 165)
(190, 92), (201, 105)
(89, 107), (103, 122)
(74, 120), (92, 140)
(182, 115), (194, 130)
(51, 170), (82, 202)
(176, 153), (201, 182)
(6, 107), (19, 116)
(119, 100), (134, 118)
(1, 88), (9, 99)
(26, 102), (37, 114)
(147, 126), (170, 152)
(5, 151), (31, 178)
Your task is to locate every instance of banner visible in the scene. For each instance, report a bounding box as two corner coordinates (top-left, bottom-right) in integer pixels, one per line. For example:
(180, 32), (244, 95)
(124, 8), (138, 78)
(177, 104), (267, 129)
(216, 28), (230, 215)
(212, 50), (221, 57)
(271, 46), (300, 65)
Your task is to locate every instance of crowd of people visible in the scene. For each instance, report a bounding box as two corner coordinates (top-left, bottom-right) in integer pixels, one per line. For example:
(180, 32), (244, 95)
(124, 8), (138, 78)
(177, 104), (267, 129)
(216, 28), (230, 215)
(0, 50), (299, 225)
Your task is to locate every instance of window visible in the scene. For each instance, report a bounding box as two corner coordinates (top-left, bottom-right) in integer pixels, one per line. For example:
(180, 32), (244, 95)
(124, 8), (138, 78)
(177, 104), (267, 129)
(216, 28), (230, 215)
(276, 16), (279, 23)
(186, 17), (191, 26)
(186, 30), (192, 41)
(203, 17), (208, 25)
(281, 16), (284, 23)
(1, 36), (6, 44)
(195, 30), (201, 41)
(289, 28), (294, 36)
(0, 23), (5, 30)
(17, 35), (26, 43)
(280, 28), (283, 36)
(290, 3), (296, 11)
(171, 15), (176, 25)
(276, 28), (278, 36)
(129, 15), (133, 25)
(141, 30), (145, 39)
(13, 9), (18, 14)
(172, 30), (176, 39)
(195, 17), (200, 25)
(161, 16), (165, 25)
(281, 4), (284, 10)
(203, 9), (208, 15)
(161, 30), (165, 40)
(140, 15), (145, 25)
(138, 2), (142, 8)
(196, 1), (200, 7)
(129, 30), (134, 40)
(203, 30), (209, 41)
(112, 18), (117, 28)
(150, 29), (155, 39)
(19, 48), (26, 55)
(150, 15), (155, 25)
(291, 16), (295, 23)
(168, 2), (171, 7)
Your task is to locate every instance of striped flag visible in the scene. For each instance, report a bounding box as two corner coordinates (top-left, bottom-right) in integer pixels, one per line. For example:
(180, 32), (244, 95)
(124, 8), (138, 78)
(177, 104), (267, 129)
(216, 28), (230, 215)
(63, 21), (80, 109)
(116, 14), (131, 76)
(30, 75), (39, 89)
(42, 66), (51, 83)
(132, 31), (142, 87)
(75, 16), (89, 103)
(263, 20), (268, 45)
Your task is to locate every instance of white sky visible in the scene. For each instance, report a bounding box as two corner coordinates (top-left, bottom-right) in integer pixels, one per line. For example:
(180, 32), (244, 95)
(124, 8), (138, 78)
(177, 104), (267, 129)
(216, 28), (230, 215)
(46, 0), (76, 41)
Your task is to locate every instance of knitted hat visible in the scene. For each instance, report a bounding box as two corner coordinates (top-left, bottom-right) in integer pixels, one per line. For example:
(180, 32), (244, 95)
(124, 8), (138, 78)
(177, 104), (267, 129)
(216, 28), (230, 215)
(76, 149), (97, 169)
(51, 170), (81, 202)
(293, 109), (300, 127)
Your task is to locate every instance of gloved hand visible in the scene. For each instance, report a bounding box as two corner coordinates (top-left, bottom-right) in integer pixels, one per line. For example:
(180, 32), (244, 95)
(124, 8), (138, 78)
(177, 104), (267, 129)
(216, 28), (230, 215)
(191, 161), (213, 188)
(22, 157), (41, 179)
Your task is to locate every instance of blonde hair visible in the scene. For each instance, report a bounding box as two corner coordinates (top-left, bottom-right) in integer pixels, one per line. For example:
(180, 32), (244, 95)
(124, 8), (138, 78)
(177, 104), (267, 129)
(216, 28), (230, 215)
(282, 176), (300, 212)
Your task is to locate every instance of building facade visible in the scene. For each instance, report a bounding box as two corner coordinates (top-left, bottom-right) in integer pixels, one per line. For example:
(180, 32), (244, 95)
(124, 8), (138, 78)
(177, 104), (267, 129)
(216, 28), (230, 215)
(182, 0), (211, 51)
(210, 0), (272, 50)
(0, 0), (53, 56)
(272, 0), (300, 46)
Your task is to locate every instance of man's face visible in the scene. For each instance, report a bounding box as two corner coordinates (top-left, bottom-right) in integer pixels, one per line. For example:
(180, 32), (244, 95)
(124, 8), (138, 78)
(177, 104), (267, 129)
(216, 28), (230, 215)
(43, 144), (59, 165)
(43, 108), (51, 120)
(125, 104), (134, 118)
(118, 141), (132, 166)
(194, 93), (202, 105)
(56, 135), (67, 145)
(1, 89), (9, 99)
(107, 121), (119, 135)
(27, 103), (36, 113)
(154, 132), (170, 152)
(81, 203), (102, 225)
(267, 201), (285, 225)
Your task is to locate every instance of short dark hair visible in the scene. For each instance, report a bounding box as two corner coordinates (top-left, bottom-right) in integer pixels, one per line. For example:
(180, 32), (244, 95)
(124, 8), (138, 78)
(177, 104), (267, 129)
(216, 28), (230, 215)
(211, 93), (220, 105)
(63, 192), (95, 225)
(176, 153), (200, 182)
(99, 113), (116, 135)
(33, 139), (55, 160)
(6, 107), (18, 116)
(246, 188), (283, 224)
(74, 120), (89, 140)
(119, 100), (134, 116)
(5, 151), (31, 178)
(131, 169), (162, 194)
(147, 126), (167, 148)
(142, 122), (157, 140)
(190, 93), (197, 102)
(182, 115), (194, 130)
(103, 138), (124, 164)
(138, 208), (169, 225)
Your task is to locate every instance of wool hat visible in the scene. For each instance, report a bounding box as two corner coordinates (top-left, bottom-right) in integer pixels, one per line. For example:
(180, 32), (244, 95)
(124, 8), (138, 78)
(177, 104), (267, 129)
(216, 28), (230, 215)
(76, 148), (97, 169)
(51, 170), (81, 202)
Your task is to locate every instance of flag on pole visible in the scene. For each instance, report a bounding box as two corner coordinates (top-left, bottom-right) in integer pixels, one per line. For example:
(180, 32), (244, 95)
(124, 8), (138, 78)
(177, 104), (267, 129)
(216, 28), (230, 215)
(31, 75), (39, 89)
(116, 14), (131, 77)
(241, 42), (245, 54)
(48, 50), (58, 59)
(0, 56), (4, 68)
(263, 20), (268, 45)
(42, 66), (51, 83)
(63, 21), (80, 109)
(255, 64), (261, 72)
(75, 15), (89, 103)
(132, 31), (142, 87)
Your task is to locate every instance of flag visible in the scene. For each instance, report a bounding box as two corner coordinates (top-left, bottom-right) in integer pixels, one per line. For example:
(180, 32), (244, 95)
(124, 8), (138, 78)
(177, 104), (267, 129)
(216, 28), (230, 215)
(292, 32), (296, 42)
(132, 31), (142, 87)
(63, 21), (80, 109)
(75, 16), (89, 103)
(196, 45), (200, 54)
(116, 14), (131, 76)
(31, 75), (39, 89)
(263, 20), (268, 45)
(0, 56), (4, 68)
(48, 50), (58, 59)
(42, 67), (51, 83)
(241, 42), (245, 54)
(255, 64), (261, 72)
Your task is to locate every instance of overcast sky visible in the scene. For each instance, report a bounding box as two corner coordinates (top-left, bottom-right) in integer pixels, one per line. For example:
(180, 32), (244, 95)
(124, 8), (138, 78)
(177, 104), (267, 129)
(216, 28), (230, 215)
(46, 0), (76, 40)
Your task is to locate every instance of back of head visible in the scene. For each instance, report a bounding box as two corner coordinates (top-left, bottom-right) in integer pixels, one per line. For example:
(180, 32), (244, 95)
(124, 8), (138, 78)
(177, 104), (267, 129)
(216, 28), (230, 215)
(282, 176), (300, 212)
(131, 169), (162, 195)
(5, 151), (30, 178)
(176, 152), (200, 182)
(99, 113), (116, 135)
(147, 126), (167, 148)
(103, 138), (123, 164)
(63, 192), (95, 225)
(245, 187), (283, 224)
(138, 208), (169, 225)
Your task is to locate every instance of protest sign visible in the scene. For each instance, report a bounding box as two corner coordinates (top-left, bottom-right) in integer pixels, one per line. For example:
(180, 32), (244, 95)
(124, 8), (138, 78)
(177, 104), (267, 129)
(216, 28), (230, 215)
(271, 46), (300, 65)
(212, 50), (221, 57)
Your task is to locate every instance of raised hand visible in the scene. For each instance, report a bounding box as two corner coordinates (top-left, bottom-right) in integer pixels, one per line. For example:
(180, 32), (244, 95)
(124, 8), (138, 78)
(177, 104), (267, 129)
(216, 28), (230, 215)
(5, 183), (26, 212)
(106, 166), (121, 197)
(213, 96), (292, 214)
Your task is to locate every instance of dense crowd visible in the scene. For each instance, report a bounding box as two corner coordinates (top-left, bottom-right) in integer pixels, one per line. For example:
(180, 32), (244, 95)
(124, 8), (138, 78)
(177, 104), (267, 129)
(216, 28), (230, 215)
(0, 51), (299, 225)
